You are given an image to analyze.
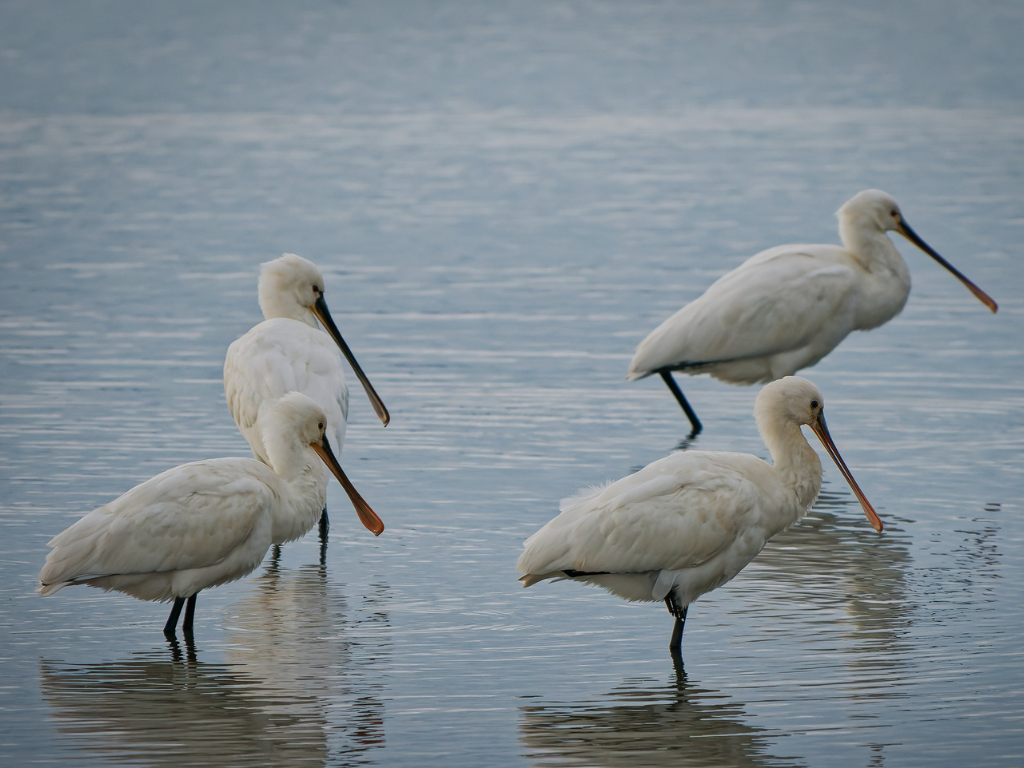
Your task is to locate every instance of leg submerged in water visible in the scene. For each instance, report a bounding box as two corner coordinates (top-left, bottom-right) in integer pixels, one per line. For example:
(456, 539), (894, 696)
(318, 505), (329, 563)
(164, 596), (185, 636)
(164, 593), (199, 636)
(182, 594), (197, 633)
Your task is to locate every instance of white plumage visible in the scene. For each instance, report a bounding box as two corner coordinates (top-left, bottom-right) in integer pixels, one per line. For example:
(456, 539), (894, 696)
(627, 190), (997, 434)
(39, 392), (383, 635)
(224, 253), (388, 539)
(517, 376), (881, 655)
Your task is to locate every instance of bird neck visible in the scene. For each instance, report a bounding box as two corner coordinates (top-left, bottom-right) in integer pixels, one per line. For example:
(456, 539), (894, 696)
(257, 285), (319, 328)
(263, 429), (317, 483)
(838, 218), (912, 328)
(762, 420), (824, 511)
(839, 218), (911, 280)
(266, 446), (327, 543)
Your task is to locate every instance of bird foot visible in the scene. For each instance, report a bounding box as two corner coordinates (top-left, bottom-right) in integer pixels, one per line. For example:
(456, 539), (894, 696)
(664, 593), (687, 620)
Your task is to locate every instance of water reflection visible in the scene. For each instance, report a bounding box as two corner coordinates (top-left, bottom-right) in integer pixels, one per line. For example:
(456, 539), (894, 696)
(40, 557), (390, 767)
(224, 553), (389, 764)
(519, 670), (801, 768)
(738, 488), (915, 691)
(950, 507), (1003, 584)
(672, 434), (699, 453)
(756, 489), (913, 619)
(40, 648), (330, 767)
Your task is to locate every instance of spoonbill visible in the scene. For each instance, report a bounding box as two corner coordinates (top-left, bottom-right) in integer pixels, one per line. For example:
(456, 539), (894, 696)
(627, 190), (998, 435)
(39, 392), (384, 636)
(224, 253), (389, 539)
(517, 376), (880, 657)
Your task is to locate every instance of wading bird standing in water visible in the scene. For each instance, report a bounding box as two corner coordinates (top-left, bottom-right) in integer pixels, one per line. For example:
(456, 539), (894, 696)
(224, 253), (389, 544)
(517, 376), (880, 659)
(39, 393), (384, 636)
(627, 190), (998, 436)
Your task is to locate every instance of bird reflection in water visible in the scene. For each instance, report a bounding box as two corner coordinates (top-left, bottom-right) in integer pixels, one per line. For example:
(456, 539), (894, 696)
(39, 647), (330, 767)
(747, 487), (913, 644)
(721, 484), (915, 709)
(166, 632), (198, 664)
(520, 668), (803, 768)
(40, 555), (390, 767)
(223, 550), (389, 762)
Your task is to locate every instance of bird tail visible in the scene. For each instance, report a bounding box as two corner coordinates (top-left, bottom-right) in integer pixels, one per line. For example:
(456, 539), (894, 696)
(519, 573), (556, 588)
(520, 569), (608, 588)
(625, 365), (651, 382)
(38, 581), (68, 597)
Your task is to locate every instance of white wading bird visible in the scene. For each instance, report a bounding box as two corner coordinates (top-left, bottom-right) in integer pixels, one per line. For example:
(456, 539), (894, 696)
(627, 190), (998, 435)
(224, 253), (389, 539)
(517, 376), (881, 657)
(39, 393), (384, 636)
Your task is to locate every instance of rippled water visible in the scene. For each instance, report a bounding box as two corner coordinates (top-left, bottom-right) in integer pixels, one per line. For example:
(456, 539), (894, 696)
(1, 2), (1023, 766)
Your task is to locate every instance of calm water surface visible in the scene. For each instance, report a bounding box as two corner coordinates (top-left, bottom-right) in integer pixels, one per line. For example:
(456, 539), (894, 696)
(1, 2), (1023, 766)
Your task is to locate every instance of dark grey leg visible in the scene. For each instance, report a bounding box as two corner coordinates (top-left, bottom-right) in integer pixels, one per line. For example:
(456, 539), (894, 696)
(670, 613), (686, 651)
(164, 596), (185, 636)
(182, 594), (197, 633)
(664, 595), (689, 653)
(659, 371), (703, 436)
(318, 505), (329, 561)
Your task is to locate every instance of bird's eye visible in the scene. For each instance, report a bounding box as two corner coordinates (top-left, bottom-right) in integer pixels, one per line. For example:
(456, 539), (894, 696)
(318, 422), (324, 430)
(810, 400), (819, 409)
(313, 285), (321, 294)
(890, 209), (898, 217)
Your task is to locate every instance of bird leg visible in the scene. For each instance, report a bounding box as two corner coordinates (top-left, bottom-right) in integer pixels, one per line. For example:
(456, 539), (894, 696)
(182, 594), (197, 634)
(318, 506), (329, 560)
(164, 597), (186, 636)
(669, 616), (685, 654)
(318, 524), (328, 567)
(664, 594), (689, 654)
(659, 371), (703, 436)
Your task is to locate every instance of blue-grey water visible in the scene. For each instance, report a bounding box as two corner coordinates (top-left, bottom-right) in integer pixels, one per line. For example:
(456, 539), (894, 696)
(1, 2), (1023, 766)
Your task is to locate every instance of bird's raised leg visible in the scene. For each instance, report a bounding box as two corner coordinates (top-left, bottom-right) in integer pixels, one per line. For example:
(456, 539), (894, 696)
(664, 594), (689, 655)
(164, 596), (186, 636)
(182, 594), (197, 634)
(659, 371), (703, 436)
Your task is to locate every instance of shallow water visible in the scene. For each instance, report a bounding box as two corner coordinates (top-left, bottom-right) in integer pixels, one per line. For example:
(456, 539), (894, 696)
(1, 2), (1023, 766)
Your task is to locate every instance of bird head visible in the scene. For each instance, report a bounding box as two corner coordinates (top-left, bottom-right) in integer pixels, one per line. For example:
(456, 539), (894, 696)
(257, 253), (327, 325)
